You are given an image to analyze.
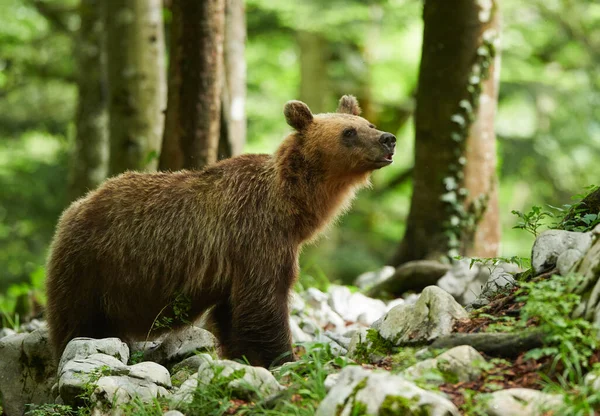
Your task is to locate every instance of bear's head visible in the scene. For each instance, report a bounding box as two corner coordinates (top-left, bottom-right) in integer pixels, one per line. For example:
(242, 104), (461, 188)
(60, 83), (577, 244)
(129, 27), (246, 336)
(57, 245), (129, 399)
(283, 95), (396, 174)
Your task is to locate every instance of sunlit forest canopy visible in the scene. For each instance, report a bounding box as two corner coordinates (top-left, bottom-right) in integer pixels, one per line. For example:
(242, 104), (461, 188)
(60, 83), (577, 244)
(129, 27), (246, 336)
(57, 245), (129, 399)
(0, 0), (599, 296)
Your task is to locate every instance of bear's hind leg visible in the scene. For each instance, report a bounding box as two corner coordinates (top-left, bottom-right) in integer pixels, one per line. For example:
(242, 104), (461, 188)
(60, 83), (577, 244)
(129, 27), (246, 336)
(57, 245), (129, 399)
(47, 300), (111, 359)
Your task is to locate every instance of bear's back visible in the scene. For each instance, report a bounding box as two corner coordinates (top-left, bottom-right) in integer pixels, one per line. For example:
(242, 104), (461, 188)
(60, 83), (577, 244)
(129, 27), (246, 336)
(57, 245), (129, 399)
(50, 154), (287, 292)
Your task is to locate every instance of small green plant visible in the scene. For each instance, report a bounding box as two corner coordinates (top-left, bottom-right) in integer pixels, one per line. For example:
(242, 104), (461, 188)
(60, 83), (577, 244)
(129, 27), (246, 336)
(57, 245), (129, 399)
(467, 256), (530, 272)
(25, 404), (75, 416)
(119, 396), (165, 416)
(224, 343), (340, 416)
(477, 358), (513, 391)
(144, 292), (192, 344)
(517, 274), (597, 382)
(0, 305), (20, 331)
(135, 292), (195, 365)
(179, 366), (249, 415)
(459, 390), (492, 416)
(543, 364), (600, 416)
(352, 329), (396, 363)
(151, 292), (192, 332)
(351, 334), (371, 363)
(268, 343), (337, 414)
(128, 350), (145, 365)
(511, 205), (554, 237)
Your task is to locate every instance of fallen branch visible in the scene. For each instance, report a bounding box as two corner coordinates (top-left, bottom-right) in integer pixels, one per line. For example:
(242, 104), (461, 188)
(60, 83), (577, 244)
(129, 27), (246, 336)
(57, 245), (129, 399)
(430, 329), (545, 357)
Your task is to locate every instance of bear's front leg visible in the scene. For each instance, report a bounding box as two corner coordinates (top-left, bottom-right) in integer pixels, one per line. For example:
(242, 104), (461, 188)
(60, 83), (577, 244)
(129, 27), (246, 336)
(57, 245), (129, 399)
(226, 288), (294, 368)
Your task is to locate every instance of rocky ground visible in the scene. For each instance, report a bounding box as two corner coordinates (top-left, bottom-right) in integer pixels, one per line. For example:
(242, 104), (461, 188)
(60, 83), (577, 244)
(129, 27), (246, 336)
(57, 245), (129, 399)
(2, 227), (600, 415)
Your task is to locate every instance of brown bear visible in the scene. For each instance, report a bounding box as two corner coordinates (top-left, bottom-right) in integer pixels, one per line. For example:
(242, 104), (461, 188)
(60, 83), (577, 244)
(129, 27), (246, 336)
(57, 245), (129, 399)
(45, 95), (396, 368)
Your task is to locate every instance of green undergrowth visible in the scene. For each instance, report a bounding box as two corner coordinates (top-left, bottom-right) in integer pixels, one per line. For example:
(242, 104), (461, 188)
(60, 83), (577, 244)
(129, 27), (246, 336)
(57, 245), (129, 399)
(180, 366), (253, 416)
(0, 266), (45, 330)
(174, 343), (344, 415)
(519, 274), (597, 382)
(466, 262), (596, 383)
(25, 404), (77, 416)
(474, 272), (596, 380)
(458, 390), (493, 416)
(543, 368), (600, 416)
(462, 269), (599, 414)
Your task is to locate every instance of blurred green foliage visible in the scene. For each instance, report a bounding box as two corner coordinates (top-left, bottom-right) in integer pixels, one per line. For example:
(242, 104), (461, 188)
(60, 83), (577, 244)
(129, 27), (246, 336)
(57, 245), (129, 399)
(0, 0), (75, 297)
(0, 0), (599, 309)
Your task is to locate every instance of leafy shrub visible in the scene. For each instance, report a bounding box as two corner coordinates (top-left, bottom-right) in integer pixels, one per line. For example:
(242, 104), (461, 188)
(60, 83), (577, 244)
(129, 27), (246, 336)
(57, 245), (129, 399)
(517, 274), (597, 382)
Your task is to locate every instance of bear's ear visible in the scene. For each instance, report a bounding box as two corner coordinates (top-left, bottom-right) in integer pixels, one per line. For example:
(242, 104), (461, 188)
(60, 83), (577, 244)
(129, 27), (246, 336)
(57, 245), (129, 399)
(284, 100), (314, 131)
(337, 95), (361, 116)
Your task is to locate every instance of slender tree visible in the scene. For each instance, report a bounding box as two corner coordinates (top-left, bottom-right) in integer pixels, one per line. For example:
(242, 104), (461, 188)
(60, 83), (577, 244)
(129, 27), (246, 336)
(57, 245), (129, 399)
(159, 0), (225, 170)
(218, 0), (247, 159)
(68, 0), (108, 200)
(105, 0), (166, 175)
(298, 31), (328, 113)
(392, 0), (501, 265)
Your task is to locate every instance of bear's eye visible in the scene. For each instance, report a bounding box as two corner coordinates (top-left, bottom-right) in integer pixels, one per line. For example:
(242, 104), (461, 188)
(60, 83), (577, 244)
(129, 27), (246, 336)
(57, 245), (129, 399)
(343, 128), (357, 138)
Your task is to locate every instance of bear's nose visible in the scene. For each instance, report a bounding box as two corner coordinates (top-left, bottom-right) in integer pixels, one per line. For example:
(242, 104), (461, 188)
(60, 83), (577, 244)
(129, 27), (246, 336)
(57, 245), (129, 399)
(379, 133), (396, 150)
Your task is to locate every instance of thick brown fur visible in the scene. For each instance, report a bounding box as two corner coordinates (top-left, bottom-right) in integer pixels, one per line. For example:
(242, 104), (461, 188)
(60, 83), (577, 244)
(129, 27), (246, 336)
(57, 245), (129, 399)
(45, 95), (396, 368)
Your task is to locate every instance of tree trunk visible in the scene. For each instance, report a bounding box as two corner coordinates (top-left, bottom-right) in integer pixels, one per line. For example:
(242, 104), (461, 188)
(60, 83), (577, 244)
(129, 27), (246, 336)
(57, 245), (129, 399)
(392, 0), (501, 266)
(356, 4), (383, 123)
(462, 10), (502, 257)
(68, 0), (108, 200)
(298, 31), (328, 114)
(218, 0), (246, 160)
(159, 0), (225, 171)
(105, 0), (166, 175)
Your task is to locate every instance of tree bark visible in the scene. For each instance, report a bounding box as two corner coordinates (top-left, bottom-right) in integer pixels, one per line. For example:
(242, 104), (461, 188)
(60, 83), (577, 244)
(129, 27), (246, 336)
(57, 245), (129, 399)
(462, 6), (502, 257)
(218, 0), (247, 160)
(392, 0), (501, 266)
(68, 0), (108, 200)
(159, 0), (225, 171)
(105, 0), (166, 175)
(298, 31), (328, 114)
